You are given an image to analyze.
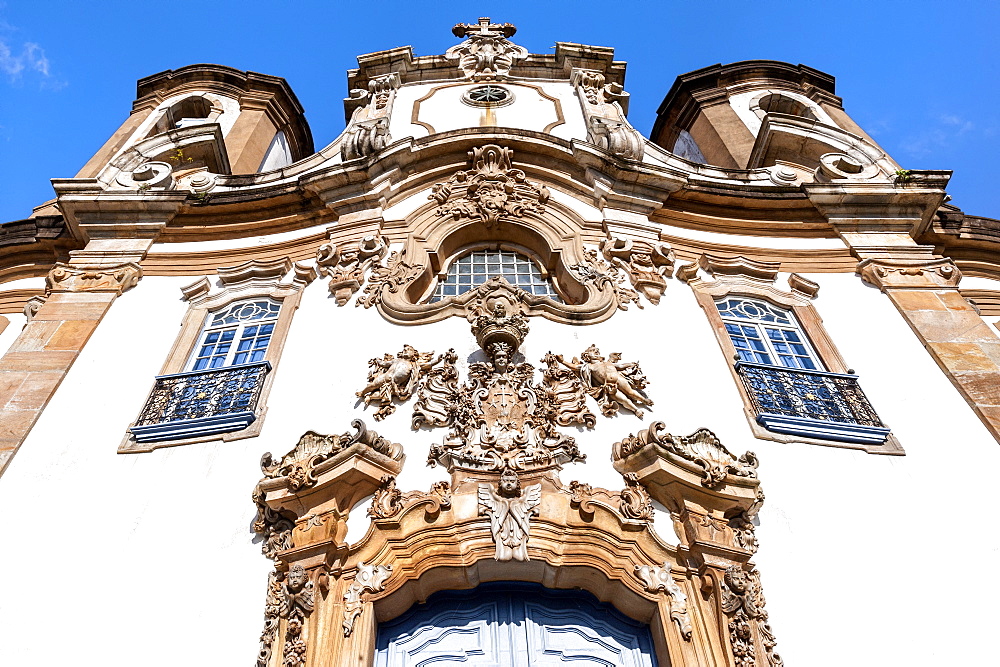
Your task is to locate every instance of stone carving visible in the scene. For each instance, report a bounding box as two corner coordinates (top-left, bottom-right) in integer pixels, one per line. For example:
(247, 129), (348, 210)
(722, 565), (783, 667)
(568, 480), (594, 511)
(730, 488), (764, 555)
(412, 348), (460, 429)
(430, 144), (549, 228)
(601, 237), (675, 305)
(23, 294), (45, 321)
(446, 17), (527, 81)
(259, 420), (402, 490)
(256, 570), (283, 667)
(570, 248), (642, 311)
(368, 475), (403, 520)
(571, 68), (644, 160)
(252, 486), (295, 560)
(343, 561), (392, 636)
(537, 352), (596, 429)
(356, 250), (424, 309)
(634, 562), (693, 640)
(427, 480), (453, 513)
(342, 72), (399, 161)
(478, 467), (542, 561)
(857, 257), (962, 291)
(279, 564), (315, 667)
(614, 424), (758, 488)
(556, 344), (652, 418)
(424, 305), (585, 474)
(317, 234), (388, 305)
(619, 472), (654, 521)
(45, 262), (142, 295)
(357, 345), (443, 421)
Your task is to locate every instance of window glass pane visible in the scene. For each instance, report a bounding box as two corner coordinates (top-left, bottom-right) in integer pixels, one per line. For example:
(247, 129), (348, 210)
(431, 250), (562, 303)
(716, 297), (821, 370)
(189, 299), (280, 371)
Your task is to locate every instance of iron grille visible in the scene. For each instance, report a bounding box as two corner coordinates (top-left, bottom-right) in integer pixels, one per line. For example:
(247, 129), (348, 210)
(133, 361), (271, 428)
(736, 362), (884, 427)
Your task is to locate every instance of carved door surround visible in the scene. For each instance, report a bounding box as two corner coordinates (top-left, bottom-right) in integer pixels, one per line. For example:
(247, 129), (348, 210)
(251, 308), (784, 667)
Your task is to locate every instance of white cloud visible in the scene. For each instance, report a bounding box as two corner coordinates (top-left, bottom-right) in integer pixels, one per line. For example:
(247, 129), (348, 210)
(0, 38), (51, 79)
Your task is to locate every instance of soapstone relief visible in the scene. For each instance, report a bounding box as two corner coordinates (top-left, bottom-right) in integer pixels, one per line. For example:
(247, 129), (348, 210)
(478, 467), (542, 561)
(722, 565), (784, 667)
(343, 562), (392, 636)
(316, 234), (388, 305)
(557, 344), (652, 418)
(570, 248), (642, 311)
(356, 250), (424, 310)
(368, 475), (403, 520)
(601, 237), (675, 305)
(279, 564), (315, 667)
(357, 345), (443, 421)
(46, 262), (142, 295)
(342, 73), (400, 160)
(634, 561), (693, 640)
(446, 17), (528, 81)
(619, 472), (654, 521)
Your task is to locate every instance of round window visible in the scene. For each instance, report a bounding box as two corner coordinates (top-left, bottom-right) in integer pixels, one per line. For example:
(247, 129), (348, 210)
(463, 84), (514, 107)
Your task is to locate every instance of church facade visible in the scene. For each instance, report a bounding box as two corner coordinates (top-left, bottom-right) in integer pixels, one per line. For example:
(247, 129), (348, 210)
(1, 18), (998, 666)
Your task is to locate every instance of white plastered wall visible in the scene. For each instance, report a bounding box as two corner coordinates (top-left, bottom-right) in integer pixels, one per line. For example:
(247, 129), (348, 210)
(0, 250), (999, 665)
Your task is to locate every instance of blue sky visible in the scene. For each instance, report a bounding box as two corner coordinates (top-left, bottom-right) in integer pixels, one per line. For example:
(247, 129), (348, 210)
(1, 1), (998, 222)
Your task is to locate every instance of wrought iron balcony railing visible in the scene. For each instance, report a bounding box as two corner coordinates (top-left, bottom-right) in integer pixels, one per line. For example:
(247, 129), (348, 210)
(129, 361), (271, 442)
(736, 362), (890, 444)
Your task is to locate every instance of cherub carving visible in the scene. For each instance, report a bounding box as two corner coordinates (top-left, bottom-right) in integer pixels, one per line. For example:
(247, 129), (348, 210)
(478, 468), (541, 561)
(357, 345), (440, 420)
(558, 344), (653, 418)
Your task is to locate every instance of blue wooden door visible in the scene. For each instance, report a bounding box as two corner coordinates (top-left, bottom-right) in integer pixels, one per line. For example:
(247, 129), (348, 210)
(375, 584), (658, 667)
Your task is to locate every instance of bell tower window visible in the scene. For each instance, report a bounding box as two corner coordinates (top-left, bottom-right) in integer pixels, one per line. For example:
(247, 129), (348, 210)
(431, 249), (562, 302)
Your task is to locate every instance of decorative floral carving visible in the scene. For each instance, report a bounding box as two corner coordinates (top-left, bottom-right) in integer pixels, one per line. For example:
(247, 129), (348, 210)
(619, 472), (654, 521)
(537, 352), (596, 429)
(343, 562), (392, 636)
(730, 488), (764, 555)
(45, 262), (142, 295)
(260, 420), (402, 490)
(570, 248), (641, 311)
(601, 237), (675, 305)
(430, 144), (549, 228)
(412, 348), (460, 429)
(446, 17), (527, 80)
(368, 475), (403, 520)
(634, 562), (693, 640)
(256, 570), (284, 667)
(356, 250), (424, 309)
(722, 565), (783, 667)
(316, 234), (388, 305)
(478, 467), (542, 561)
(556, 344), (652, 418)
(614, 424), (758, 488)
(252, 486), (295, 560)
(357, 345), (443, 421)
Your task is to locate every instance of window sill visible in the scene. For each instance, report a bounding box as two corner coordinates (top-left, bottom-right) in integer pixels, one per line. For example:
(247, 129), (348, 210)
(756, 413), (891, 445)
(129, 411), (257, 443)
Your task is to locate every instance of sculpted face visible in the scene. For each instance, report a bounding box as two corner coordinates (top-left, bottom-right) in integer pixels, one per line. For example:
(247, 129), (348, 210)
(287, 564), (308, 592)
(499, 469), (521, 497)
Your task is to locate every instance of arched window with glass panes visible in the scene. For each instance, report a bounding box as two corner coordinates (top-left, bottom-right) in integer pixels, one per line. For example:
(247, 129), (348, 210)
(188, 299), (280, 370)
(430, 249), (561, 302)
(716, 297), (822, 370)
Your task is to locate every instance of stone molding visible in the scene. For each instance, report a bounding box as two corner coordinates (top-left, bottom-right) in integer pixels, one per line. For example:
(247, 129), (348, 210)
(44, 262), (142, 295)
(856, 257), (962, 291)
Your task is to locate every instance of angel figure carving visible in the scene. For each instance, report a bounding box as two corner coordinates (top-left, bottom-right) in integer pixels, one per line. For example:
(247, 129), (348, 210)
(558, 344), (653, 418)
(478, 468), (541, 561)
(357, 345), (440, 421)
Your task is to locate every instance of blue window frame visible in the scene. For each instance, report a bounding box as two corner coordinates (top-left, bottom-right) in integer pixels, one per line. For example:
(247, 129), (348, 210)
(188, 299), (280, 371)
(717, 297), (821, 370)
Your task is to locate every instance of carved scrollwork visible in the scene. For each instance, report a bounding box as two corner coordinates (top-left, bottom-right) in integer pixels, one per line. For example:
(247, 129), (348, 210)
(368, 475), (404, 520)
(430, 145), (549, 228)
(260, 420), (402, 490)
(278, 564), (315, 667)
(446, 18), (527, 80)
(601, 237), (675, 305)
(634, 562), (693, 640)
(614, 424), (758, 488)
(252, 486), (295, 560)
(341, 72), (399, 161)
(570, 248), (642, 311)
(722, 565), (783, 667)
(556, 344), (652, 418)
(412, 348), (460, 429)
(537, 352), (596, 429)
(343, 562), (392, 637)
(356, 250), (424, 310)
(316, 234), (388, 306)
(571, 68), (644, 160)
(256, 570), (284, 667)
(478, 468), (542, 561)
(45, 262), (142, 295)
(729, 488), (764, 555)
(619, 472), (654, 521)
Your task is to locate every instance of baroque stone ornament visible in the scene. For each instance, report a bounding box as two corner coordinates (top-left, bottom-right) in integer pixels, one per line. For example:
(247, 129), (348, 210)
(357, 345), (444, 421)
(722, 565), (784, 667)
(259, 420), (403, 490)
(446, 17), (528, 81)
(356, 249), (424, 310)
(342, 72), (400, 160)
(279, 564), (315, 667)
(557, 344), (653, 418)
(537, 352), (597, 428)
(614, 423), (758, 488)
(256, 570), (283, 667)
(478, 467), (542, 561)
(45, 262), (142, 295)
(634, 562), (693, 640)
(316, 234), (388, 305)
(601, 237), (675, 305)
(619, 472), (654, 521)
(368, 475), (403, 520)
(343, 562), (393, 637)
(571, 68), (644, 160)
(570, 248), (642, 311)
(430, 144), (549, 228)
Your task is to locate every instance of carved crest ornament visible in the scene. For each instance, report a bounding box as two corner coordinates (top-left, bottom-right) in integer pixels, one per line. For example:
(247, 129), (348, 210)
(446, 17), (528, 81)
